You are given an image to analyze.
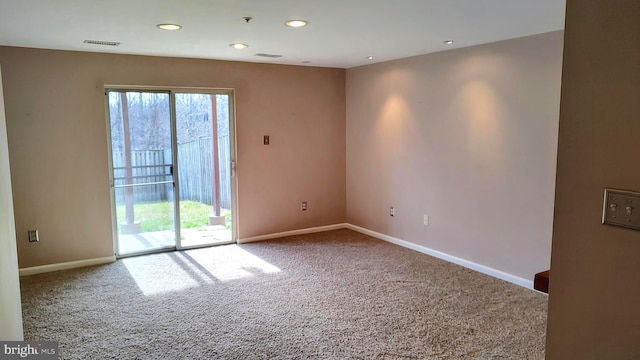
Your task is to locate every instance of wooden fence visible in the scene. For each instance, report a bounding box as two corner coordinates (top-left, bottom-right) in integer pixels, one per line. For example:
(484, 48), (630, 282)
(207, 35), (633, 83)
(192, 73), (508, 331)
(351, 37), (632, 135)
(177, 136), (232, 209)
(113, 150), (171, 203)
(113, 135), (231, 209)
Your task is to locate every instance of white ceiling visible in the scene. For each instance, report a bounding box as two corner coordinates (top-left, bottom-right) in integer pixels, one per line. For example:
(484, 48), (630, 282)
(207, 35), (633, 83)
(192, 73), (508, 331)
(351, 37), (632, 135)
(0, 0), (566, 69)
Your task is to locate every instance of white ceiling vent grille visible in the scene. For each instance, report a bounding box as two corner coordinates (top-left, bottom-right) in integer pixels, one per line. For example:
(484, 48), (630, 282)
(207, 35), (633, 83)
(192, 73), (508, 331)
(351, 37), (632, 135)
(254, 53), (283, 58)
(83, 40), (121, 46)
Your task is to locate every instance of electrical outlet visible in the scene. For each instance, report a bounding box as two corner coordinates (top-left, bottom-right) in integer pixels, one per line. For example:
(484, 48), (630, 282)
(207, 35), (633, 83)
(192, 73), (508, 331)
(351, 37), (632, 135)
(390, 207), (395, 217)
(263, 135), (270, 145)
(301, 201), (307, 211)
(28, 230), (39, 242)
(423, 215), (429, 226)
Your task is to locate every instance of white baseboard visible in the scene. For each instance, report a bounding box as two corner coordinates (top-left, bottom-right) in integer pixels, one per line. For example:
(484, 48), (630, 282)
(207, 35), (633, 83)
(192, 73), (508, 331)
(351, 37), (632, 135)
(18, 225), (534, 290)
(238, 223), (348, 244)
(345, 224), (534, 290)
(19, 256), (116, 276)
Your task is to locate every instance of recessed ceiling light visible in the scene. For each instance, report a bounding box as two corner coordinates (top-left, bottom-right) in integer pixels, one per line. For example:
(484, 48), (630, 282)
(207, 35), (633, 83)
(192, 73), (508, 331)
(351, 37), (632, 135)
(229, 43), (249, 49)
(285, 20), (308, 28)
(366, 56), (374, 60)
(157, 24), (182, 31)
(443, 40), (454, 45)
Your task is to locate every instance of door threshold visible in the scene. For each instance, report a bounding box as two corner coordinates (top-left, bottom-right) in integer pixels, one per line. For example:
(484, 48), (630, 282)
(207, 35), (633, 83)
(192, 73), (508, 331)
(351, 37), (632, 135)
(179, 240), (236, 251)
(117, 240), (236, 259)
(117, 246), (177, 259)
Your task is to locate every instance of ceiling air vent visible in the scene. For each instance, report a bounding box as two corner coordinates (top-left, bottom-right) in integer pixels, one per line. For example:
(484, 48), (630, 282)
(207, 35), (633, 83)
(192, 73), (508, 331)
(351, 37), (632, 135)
(83, 40), (121, 46)
(254, 53), (283, 58)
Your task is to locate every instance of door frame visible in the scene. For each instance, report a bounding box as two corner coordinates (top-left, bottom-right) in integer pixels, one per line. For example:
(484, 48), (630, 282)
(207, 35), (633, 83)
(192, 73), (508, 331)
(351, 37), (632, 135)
(104, 85), (239, 257)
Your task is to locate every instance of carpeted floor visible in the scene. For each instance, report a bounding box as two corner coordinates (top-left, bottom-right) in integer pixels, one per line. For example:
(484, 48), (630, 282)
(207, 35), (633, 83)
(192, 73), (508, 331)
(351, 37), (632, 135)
(20, 229), (547, 359)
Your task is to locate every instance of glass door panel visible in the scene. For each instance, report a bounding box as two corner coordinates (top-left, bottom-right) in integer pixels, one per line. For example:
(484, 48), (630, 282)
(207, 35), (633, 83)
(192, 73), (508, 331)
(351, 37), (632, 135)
(107, 90), (176, 256)
(175, 93), (233, 248)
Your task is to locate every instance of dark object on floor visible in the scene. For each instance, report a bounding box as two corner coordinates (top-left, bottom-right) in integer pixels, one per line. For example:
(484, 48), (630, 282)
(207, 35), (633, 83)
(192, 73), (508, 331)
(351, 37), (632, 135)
(534, 270), (550, 294)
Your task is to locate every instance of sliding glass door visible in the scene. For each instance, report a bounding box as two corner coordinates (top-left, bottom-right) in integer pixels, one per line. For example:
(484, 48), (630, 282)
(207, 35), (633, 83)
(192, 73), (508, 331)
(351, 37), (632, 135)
(106, 88), (236, 257)
(107, 90), (176, 256)
(175, 92), (234, 248)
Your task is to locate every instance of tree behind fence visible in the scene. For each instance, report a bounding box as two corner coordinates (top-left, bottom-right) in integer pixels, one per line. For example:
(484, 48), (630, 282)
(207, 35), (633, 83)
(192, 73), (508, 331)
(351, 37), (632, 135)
(113, 135), (231, 209)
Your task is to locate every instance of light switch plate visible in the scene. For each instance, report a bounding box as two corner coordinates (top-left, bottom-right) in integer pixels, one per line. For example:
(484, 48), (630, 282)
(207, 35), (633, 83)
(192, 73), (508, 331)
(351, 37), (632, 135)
(602, 188), (640, 231)
(28, 230), (39, 242)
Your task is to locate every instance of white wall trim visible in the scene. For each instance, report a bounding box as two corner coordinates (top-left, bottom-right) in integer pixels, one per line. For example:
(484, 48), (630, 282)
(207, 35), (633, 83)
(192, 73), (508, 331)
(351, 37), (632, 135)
(238, 223), (348, 244)
(18, 225), (534, 290)
(345, 224), (534, 290)
(237, 222), (534, 290)
(19, 256), (116, 276)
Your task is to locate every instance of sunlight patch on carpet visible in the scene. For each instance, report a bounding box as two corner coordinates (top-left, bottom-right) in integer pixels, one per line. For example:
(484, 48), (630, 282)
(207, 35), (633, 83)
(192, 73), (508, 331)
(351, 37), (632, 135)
(123, 245), (281, 295)
(180, 245), (281, 282)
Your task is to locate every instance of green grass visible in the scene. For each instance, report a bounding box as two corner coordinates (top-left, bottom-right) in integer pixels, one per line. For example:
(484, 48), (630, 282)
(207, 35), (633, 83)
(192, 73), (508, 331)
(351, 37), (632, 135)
(117, 200), (231, 232)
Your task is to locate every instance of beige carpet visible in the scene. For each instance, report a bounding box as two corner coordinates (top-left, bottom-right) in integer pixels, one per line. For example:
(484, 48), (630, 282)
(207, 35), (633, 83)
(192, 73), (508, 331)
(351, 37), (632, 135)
(20, 229), (547, 359)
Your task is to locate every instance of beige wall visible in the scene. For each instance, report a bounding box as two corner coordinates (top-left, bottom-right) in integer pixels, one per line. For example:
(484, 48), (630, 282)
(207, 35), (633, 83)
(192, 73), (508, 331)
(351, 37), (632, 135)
(0, 47), (346, 268)
(0, 65), (24, 340)
(546, 1), (640, 359)
(346, 31), (564, 281)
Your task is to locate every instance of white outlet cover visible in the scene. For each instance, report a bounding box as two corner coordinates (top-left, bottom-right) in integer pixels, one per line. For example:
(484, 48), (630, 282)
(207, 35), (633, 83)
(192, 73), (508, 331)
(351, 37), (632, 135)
(423, 215), (429, 225)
